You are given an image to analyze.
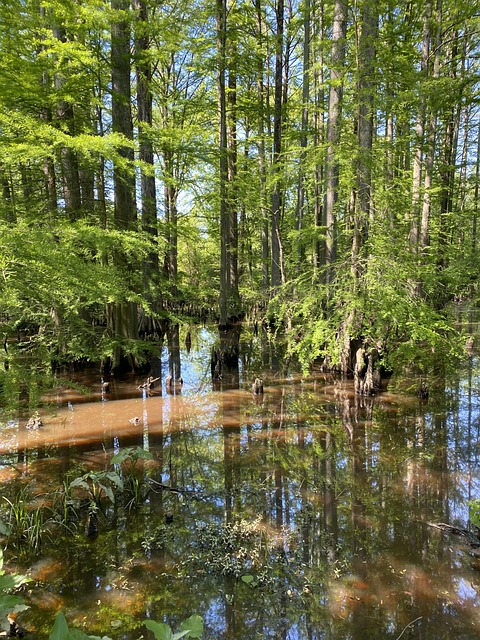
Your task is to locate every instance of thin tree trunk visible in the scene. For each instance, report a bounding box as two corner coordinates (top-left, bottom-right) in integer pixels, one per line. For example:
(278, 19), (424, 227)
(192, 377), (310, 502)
(217, 0), (230, 326)
(134, 0), (160, 306)
(351, 0), (377, 282)
(313, 0), (325, 271)
(270, 0), (285, 292)
(409, 0), (431, 250)
(420, 0), (442, 252)
(39, 6), (57, 217)
(255, 0), (269, 297)
(473, 120), (480, 256)
(295, 0), (311, 266)
(322, 0), (347, 286)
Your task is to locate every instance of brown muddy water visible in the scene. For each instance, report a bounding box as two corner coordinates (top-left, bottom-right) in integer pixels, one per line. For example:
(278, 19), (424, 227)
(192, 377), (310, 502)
(1, 325), (480, 639)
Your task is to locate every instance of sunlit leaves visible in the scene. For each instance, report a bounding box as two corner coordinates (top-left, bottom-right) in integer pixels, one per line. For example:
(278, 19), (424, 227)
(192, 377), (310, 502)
(49, 612), (111, 640)
(143, 616), (203, 640)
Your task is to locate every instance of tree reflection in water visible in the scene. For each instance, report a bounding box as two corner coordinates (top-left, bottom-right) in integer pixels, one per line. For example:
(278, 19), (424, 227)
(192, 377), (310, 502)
(0, 324), (479, 639)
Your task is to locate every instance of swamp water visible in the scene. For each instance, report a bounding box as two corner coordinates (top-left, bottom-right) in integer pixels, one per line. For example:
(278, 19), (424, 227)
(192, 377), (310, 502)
(1, 325), (480, 639)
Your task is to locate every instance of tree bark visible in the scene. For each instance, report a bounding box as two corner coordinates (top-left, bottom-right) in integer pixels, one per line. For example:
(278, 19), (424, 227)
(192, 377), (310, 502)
(134, 0), (160, 306)
(409, 0), (431, 250)
(270, 0), (285, 292)
(322, 0), (347, 287)
(217, 0), (230, 327)
(351, 0), (377, 282)
(255, 0), (269, 297)
(227, 0), (239, 311)
(109, 0), (138, 373)
(295, 0), (311, 267)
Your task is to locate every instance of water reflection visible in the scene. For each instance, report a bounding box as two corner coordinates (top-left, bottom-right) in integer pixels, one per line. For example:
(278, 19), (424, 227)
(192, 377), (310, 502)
(0, 325), (479, 638)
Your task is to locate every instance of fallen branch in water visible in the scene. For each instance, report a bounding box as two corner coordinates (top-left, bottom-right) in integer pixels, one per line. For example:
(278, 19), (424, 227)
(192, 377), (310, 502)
(137, 376), (161, 390)
(394, 616), (422, 640)
(427, 522), (480, 546)
(147, 478), (206, 500)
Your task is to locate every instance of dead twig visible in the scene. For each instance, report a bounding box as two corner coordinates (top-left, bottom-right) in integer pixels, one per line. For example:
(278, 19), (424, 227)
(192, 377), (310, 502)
(394, 616), (422, 640)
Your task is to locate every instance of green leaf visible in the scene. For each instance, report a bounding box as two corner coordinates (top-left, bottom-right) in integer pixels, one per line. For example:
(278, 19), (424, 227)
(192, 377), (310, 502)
(110, 448), (135, 465)
(102, 472), (124, 490)
(0, 573), (30, 592)
(69, 629), (93, 640)
(241, 575), (254, 584)
(179, 615), (203, 638)
(49, 613), (70, 640)
(143, 620), (173, 640)
(0, 595), (27, 615)
(69, 479), (91, 492)
(98, 483), (114, 504)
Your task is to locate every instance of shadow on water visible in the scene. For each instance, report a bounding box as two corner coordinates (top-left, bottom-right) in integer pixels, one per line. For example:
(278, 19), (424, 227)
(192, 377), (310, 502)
(1, 323), (480, 638)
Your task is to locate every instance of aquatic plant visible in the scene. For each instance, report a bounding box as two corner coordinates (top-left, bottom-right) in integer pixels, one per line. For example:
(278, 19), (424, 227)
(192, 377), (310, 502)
(48, 612), (203, 640)
(143, 615), (203, 640)
(69, 470), (124, 507)
(49, 612), (111, 640)
(0, 548), (30, 635)
(2, 490), (47, 552)
(110, 446), (153, 509)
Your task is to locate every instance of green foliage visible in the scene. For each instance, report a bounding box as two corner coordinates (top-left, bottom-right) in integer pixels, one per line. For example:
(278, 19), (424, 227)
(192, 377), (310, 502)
(69, 470), (124, 506)
(49, 613), (111, 640)
(144, 616), (203, 640)
(2, 490), (48, 552)
(47, 613), (203, 640)
(0, 219), (162, 365)
(111, 446), (153, 508)
(468, 499), (480, 529)
(0, 548), (30, 634)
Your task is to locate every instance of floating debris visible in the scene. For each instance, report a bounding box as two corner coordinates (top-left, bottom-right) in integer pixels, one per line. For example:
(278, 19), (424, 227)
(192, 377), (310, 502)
(25, 414), (43, 430)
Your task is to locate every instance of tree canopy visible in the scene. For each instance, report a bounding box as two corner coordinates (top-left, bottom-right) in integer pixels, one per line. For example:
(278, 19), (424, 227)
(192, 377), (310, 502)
(0, 0), (479, 377)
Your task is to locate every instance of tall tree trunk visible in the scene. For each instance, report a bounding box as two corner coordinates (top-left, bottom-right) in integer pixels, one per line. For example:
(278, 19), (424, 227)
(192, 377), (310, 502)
(420, 0), (442, 252)
(39, 5), (57, 217)
(322, 0), (347, 287)
(270, 0), (285, 292)
(351, 0), (377, 283)
(439, 29), (461, 269)
(217, 0), (230, 327)
(313, 0), (325, 272)
(52, 23), (82, 221)
(227, 0), (239, 312)
(473, 120), (480, 257)
(409, 0), (431, 250)
(134, 0), (160, 309)
(295, 0), (311, 267)
(109, 0), (138, 373)
(255, 0), (269, 298)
